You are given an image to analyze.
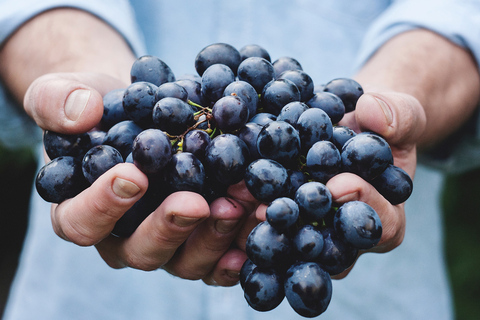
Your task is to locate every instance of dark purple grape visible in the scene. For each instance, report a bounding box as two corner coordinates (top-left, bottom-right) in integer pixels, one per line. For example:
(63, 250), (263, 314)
(237, 57), (275, 94)
(284, 262), (332, 318)
(307, 91), (345, 124)
(276, 101), (309, 128)
(250, 112), (276, 126)
(370, 164), (413, 205)
(212, 95), (249, 132)
(155, 82), (188, 102)
(240, 259), (256, 290)
(82, 145), (123, 184)
(296, 108), (333, 153)
(341, 132), (393, 181)
(294, 181), (332, 223)
(122, 81), (158, 127)
(331, 125), (356, 151)
(195, 43), (241, 76)
(101, 88), (130, 130)
(243, 267), (285, 312)
(287, 169), (308, 197)
(244, 158), (290, 203)
(43, 130), (92, 160)
(200, 63), (235, 104)
(292, 224), (324, 262)
(183, 129), (211, 161)
(323, 78), (363, 113)
(272, 56), (303, 78)
(246, 221), (292, 269)
(237, 122), (263, 160)
(239, 44), (271, 62)
(132, 129), (173, 175)
(317, 227), (358, 276)
(306, 140), (342, 183)
(164, 152), (205, 194)
(256, 120), (301, 167)
(130, 55), (175, 87)
(152, 97), (195, 135)
(333, 201), (382, 249)
(176, 73), (201, 82)
(174, 79), (204, 105)
(35, 156), (88, 203)
(266, 197), (299, 233)
(103, 120), (143, 160)
(261, 79), (301, 116)
(223, 80), (259, 119)
(87, 130), (106, 147)
(204, 134), (250, 186)
(277, 69), (314, 102)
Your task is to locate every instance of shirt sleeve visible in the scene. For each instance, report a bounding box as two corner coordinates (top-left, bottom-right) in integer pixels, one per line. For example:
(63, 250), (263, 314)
(354, 0), (480, 174)
(0, 0), (147, 149)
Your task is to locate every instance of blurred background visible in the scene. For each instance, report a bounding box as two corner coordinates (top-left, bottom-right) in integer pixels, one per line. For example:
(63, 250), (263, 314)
(0, 144), (479, 319)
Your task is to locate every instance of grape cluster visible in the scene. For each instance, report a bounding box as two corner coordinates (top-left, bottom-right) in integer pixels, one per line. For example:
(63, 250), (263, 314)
(35, 43), (414, 317)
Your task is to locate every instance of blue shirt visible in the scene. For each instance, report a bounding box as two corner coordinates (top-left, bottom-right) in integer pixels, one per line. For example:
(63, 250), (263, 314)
(1, 1), (480, 319)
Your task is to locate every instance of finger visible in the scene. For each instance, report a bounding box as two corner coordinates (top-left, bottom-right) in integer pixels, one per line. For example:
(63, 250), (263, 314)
(51, 163), (148, 246)
(162, 197), (246, 279)
(96, 191), (210, 271)
(203, 248), (248, 286)
(326, 172), (405, 253)
(24, 72), (127, 134)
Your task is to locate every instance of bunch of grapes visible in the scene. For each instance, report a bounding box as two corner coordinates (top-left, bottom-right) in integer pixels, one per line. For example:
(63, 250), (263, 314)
(35, 43), (413, 317)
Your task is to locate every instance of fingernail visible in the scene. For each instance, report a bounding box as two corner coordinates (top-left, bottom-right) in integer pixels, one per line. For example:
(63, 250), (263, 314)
(335, 191), (359, 204)
(173, 216), (201, 227)
(112, 177), (141, 198)
(65, 89), (91, 121)
(374, 97), (393, 125)
(226, 270), (240, 279)
(215, 219), (239, 234)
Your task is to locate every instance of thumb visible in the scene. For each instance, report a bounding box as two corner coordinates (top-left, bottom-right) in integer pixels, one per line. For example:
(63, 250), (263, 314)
(24, 72), (127, 134)
(355, 92), (427, 147)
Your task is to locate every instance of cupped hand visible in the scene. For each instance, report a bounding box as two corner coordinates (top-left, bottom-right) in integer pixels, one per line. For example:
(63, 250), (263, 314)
(25, 72), (253, 286)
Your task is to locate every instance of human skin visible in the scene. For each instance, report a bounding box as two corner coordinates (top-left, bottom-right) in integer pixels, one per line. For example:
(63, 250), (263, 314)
(0, 8), (478, 284)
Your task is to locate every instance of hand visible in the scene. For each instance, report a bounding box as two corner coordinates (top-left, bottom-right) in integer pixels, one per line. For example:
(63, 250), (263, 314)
(25, 72), (252, 286)
(327, 89), (427, 277)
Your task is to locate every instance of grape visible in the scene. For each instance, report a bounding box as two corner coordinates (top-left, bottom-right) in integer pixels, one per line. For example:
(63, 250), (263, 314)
(333, 201), (382, 249)
(261, 79), (301, 115)
(237, 57), (275, 94)
(43, 130), (92, 160)
(317, 227), (359, 276)
(292, 224), (324, 262)
(130, 55), (175, 87)
(101, 88), (130, 130)
(201, 63), (235, 104)
(204, 134), (250, 186)
(35, 156), (88, 203)
(132, 128), (173, 175)
(296, 107), (333, 153)
(183, 129), (211, 161)
(323, 78), (363, 113)
(122, 81), (158, 127)
(155, 82), (188, 102)
(370, 164), (413, 205)
(249, 112), (276, 126)
(152, 97), (195, 135)
(237, 122), (263, 160)
(174, 78), (204, 105)
(256, 120), (301, 167)
(82, 145), (123, 184)
(244, 158), (290, 203)
(164, 152), (205, 194)
(212, 95), (249, 132)
(195, 43), (242, 76)
(266, 197), (300, 233)
(284, 262), (332, 318)
(246, 221), (292, 269)
(307, 91), (345, 124)
(341, 132), (393, 181)
(277, 69), (314, 102)
(239, 44), (271, 62)
(243, 267), (285, 312)
(103, 120), (143, 160)
(294, 181), (332, 223)
(223, 80), (259, 119)
(331, 125), (356, 150)
(276, 101), (309, 128)
(305, 140), (342, 184)
(272, 56), (303, 78)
